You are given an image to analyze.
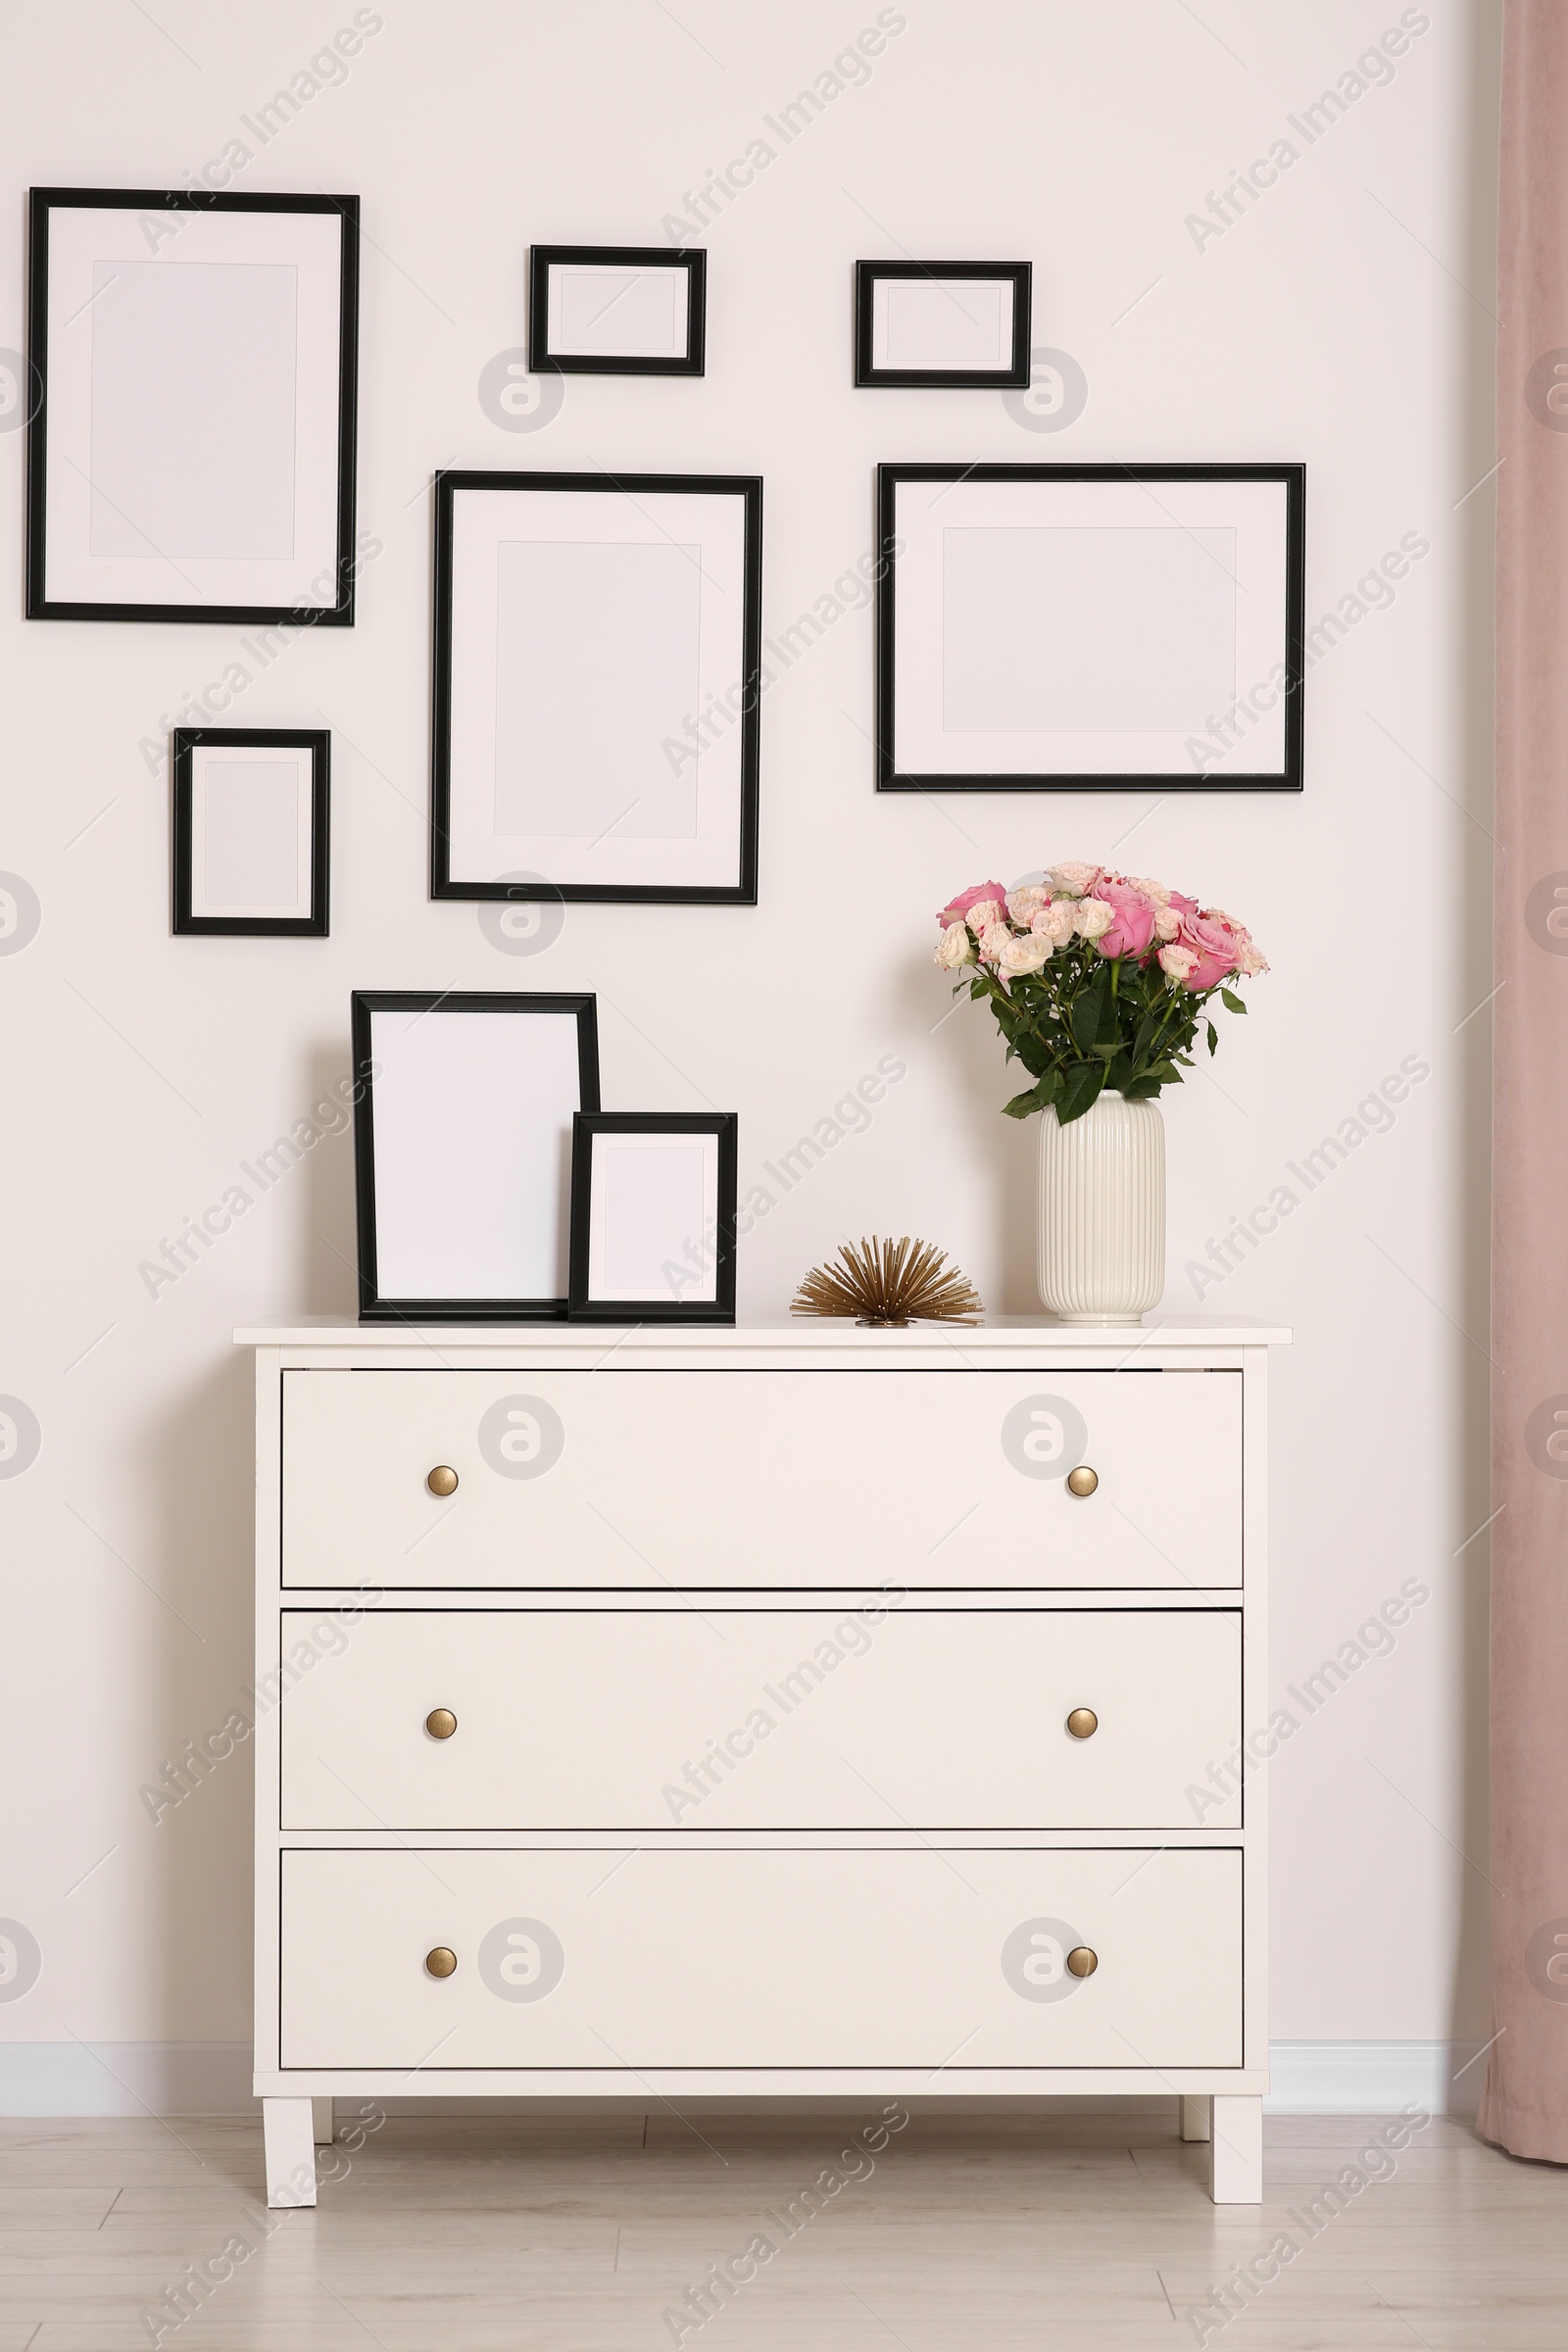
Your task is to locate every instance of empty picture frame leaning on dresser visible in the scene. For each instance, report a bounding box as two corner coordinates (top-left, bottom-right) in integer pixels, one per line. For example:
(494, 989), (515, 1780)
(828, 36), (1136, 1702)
(350, 991), (601, 1324)
(567, 1111), (739, 1324)
(26, 187), (360, 625)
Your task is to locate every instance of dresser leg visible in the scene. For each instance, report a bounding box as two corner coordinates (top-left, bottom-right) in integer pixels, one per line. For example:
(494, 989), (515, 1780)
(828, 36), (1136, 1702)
(1208, 2094), (1263, 2203)
(1180, 2095), (1211, 2142)
(311, 2097), (335, 2146)
(263, 2097), (318, 2207)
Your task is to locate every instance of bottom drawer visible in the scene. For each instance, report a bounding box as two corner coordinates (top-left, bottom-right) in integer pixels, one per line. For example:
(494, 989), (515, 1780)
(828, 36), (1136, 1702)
(278, 1847), (1242, 2070)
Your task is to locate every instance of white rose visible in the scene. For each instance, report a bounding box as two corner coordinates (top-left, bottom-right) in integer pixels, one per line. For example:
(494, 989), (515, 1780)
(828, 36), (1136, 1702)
(1006, 884), (1051, 925)
(1158, 944), (1199, 982)
(934, 921), (975, 970)
(1235, 940), (1269, 976)
(1049, 861), (1101, 899)
(1033, 902), (1076, 947)
(1152, 905), (1182, 942)
(1127, 875), (1171, 906)
(996, 931), (1053, 975)
(965, 899), (1005, 937)
(977, 922), (1014, 964)
(1073, 897), (1114, 941)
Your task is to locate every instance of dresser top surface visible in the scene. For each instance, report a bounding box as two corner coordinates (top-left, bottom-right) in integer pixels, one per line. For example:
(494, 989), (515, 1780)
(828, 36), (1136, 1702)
(235, 1314), (1291, 1350)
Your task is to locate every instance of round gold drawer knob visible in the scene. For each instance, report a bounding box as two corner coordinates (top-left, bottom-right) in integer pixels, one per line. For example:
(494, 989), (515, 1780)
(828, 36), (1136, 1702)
(1065, 1707), (1099, 1740)
(425, 1708), (458, 1740)
(1066, 1464), (1099, 1497)
(426, 1465), (459, 1496)
(425, 1946), (458, 1979)
(1066, 1945), (1099, 1979)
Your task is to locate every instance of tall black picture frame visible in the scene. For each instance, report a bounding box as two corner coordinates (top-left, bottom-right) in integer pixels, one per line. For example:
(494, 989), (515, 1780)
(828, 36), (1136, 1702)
(430, 468), (761, 905)
(26, 186), (360, 626)
(352, 991), (601, 1324)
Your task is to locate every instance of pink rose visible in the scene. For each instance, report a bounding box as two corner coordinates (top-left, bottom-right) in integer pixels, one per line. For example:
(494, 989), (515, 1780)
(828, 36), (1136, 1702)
(1166, 890), (1200, 918)
(1177, 911), (1242, 991)
(1095, 880), (1159, 960)
(938, 880), (1009, 930)
(1127, 875), (1171, 906)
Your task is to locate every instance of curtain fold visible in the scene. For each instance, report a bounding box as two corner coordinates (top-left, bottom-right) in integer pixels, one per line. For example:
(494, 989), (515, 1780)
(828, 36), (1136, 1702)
(1480, 0), (1568, 2164)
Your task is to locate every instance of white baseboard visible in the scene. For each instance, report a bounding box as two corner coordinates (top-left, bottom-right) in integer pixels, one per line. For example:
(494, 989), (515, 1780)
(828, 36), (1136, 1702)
(1265, 2039), (1486, 2115)
(0, 2039), (1488, 2119)
(0, 2041), (255, 2117)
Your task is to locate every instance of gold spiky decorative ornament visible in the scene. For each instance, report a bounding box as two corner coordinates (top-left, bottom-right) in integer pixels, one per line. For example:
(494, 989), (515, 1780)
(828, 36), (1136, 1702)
(790, 1236), (983, 1329)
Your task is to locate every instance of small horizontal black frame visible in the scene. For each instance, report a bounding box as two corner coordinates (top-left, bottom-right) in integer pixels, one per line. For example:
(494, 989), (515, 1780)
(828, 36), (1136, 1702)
(568, 1112), (738, 1325)
(352, 991), (601, 1325)
(430, 468), (762, 905)
(172, 727), (329, 937)
(855, 260), (1031, 388)
(528, 245), (706, 375)
(874, 461), (1306, 794)
(26, 186), (360, 626)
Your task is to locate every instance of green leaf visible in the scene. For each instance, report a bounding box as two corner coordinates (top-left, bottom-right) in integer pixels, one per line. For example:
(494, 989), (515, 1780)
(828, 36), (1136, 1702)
(1206, 1020), (1218, 1056)
(1219, 987), (1247, 1015)
(1070, 968), (1109, 1054)
(1056, 1059), (1108, 1125)
(1002, 1067), (1063, 1120)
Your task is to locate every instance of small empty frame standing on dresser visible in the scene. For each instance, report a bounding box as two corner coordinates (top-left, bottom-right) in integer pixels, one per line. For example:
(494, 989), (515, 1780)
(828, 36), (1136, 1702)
(242, 1314), (1286, 2207)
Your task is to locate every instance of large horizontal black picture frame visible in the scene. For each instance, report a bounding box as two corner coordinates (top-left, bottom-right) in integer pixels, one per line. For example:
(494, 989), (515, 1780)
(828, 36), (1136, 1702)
(352, 991), (601, 1324)
(430, 468), (762, 904)
(528, 244), (706, 375)
(875, 462), (1305, 793)
(26, 187), (360, 626)
(568, 1111), (738, 1325)
(855, 260), (1030, 388)
(172, 726), (329, 936)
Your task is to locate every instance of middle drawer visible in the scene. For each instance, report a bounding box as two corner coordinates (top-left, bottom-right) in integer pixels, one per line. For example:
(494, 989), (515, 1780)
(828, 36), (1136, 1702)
(278, 1606), (1241, 1830)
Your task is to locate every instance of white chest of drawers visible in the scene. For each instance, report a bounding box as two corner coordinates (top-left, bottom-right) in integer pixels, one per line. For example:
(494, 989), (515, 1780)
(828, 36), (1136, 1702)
(240, 1315), (1286, 2206)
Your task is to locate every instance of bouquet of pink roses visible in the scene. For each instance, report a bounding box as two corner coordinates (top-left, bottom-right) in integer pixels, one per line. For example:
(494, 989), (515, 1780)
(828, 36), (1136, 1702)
(934, 862), (1267, 1125)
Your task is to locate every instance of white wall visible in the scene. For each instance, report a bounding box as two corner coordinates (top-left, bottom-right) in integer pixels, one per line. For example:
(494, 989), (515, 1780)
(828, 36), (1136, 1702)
(0, 0), (1495, 2069)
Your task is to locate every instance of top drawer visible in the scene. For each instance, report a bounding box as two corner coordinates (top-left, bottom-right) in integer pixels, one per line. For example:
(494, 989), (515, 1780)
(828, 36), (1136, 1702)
(280, 1367), (1242, 1590)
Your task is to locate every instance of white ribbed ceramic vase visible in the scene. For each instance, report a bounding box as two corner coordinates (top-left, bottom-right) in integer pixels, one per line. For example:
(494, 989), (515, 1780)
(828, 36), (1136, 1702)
(1037, 1090), (1165, 1324)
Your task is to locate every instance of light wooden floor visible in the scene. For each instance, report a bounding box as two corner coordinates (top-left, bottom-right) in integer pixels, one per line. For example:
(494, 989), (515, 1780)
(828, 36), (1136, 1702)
(0, 2104), (1563, 2349)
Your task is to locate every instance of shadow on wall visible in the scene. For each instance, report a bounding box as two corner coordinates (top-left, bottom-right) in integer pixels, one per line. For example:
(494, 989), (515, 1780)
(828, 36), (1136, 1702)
(898, 940), (1040, 1316)
(140, 1042), (361, 2040)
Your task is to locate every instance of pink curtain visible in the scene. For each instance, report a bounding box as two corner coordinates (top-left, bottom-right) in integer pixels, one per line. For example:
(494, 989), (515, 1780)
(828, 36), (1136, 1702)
(1480, 0), (1568, 2164)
